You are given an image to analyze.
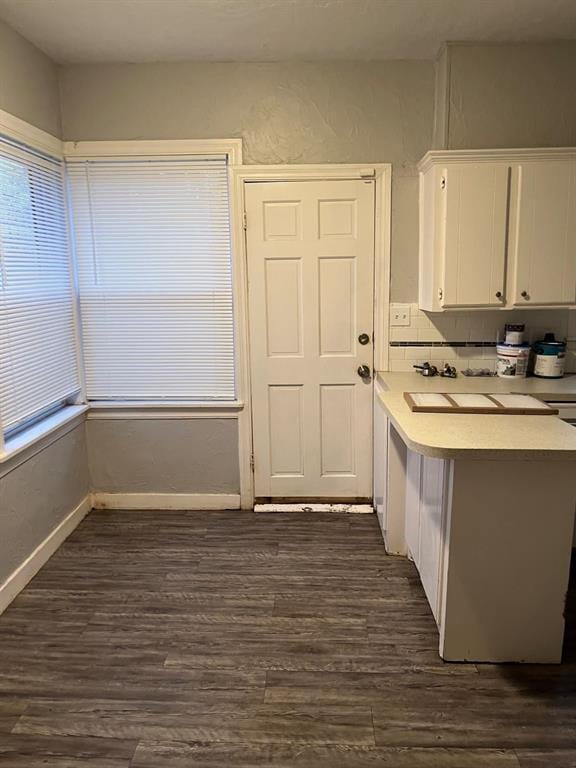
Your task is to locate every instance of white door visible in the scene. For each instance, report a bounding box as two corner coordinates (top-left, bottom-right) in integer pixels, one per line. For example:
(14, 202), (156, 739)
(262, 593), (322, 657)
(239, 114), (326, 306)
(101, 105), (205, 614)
(245, 179), (375, 500)
(509, 161), (576, 306)
(441, 163), (509, 308)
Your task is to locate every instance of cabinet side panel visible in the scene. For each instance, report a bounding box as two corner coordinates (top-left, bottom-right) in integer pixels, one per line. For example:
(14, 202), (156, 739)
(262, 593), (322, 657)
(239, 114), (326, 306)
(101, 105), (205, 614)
(440, 459), (575, 663)
(418, 168), (439, 311)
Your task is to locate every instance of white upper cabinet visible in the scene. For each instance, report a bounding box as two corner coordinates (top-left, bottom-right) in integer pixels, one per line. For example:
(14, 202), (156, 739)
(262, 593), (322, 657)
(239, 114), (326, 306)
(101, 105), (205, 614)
(508, 161), (576, 306)
(419, 150), (576, 311)
(442, 163), (509, 309)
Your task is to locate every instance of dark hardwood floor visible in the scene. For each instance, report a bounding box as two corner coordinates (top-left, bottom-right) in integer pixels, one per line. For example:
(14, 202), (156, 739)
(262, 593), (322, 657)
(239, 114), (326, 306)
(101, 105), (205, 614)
(0, 510), (575, 767)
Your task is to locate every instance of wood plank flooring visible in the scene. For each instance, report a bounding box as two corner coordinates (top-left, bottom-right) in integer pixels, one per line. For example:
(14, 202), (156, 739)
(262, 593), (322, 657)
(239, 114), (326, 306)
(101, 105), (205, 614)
(0, 510), (575, 767)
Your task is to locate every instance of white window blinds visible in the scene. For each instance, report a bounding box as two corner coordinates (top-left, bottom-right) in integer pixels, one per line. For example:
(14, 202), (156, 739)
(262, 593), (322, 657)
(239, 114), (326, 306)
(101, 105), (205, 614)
(0, 136), (80, 437)
(66, 157), (235, 401)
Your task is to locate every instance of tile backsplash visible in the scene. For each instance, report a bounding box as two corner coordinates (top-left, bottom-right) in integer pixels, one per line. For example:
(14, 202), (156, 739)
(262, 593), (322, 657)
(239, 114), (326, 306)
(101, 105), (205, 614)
(388, 304), (576, 373)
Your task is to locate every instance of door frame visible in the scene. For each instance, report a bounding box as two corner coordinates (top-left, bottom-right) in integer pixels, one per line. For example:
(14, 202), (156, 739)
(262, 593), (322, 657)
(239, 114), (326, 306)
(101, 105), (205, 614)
(230, 164), (392, 509)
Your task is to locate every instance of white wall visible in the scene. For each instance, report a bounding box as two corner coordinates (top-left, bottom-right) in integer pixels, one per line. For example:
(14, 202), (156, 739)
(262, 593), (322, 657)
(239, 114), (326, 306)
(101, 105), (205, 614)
(436, 42), (576, 151)
(0, 18), (61, 136)
(0, 22), (88, 602)
(57, 60), (435, 497)
(59, 60), (434, 304)
(4, 34), (576, 505)
(0, 423), (90, 585)
(86, 418), (239, 494)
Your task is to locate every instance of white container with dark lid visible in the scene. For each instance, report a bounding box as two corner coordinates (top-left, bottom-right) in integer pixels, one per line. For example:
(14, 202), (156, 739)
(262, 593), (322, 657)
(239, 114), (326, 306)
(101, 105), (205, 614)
(533, 334), (566, 379)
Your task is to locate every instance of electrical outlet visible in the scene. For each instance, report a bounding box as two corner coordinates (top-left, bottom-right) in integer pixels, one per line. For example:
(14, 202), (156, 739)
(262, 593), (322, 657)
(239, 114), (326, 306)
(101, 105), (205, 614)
(390, 303), (411, 327)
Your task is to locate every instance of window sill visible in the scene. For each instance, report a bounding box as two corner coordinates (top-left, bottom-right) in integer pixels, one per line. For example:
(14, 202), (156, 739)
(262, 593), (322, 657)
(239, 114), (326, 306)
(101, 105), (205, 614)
(86, 400), (245, 420)
(88, 400), (244, 409)
(0, 405), (89, 464)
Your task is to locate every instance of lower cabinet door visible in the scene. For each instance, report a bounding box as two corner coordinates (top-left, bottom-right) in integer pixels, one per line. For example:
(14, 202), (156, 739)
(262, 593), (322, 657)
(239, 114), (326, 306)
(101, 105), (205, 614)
(405, 450), (422, 566)
(373, 395), (388, 534)
(418, 456), (448, 624)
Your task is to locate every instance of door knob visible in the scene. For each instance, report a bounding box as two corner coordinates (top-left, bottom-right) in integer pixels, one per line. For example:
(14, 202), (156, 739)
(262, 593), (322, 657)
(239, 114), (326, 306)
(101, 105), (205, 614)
(357, 365), (371, 380)
(358, 333), (370, 345)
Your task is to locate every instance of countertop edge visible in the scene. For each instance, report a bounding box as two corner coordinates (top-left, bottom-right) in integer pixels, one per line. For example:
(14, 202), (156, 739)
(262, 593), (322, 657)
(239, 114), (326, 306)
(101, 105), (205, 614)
(376, 389), (576, 461)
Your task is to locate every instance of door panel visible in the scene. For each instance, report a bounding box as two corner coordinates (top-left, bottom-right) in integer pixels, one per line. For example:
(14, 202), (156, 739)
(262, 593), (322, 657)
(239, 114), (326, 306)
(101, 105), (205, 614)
(510, 161), (576, 306)
(442, 163), (509, 308)
(320, 384), (355, 476)
(319, 257), (356, 355)
(268, 386), (304, 476)
(246, 179), (375, 499)
(265, 258), (303, 356)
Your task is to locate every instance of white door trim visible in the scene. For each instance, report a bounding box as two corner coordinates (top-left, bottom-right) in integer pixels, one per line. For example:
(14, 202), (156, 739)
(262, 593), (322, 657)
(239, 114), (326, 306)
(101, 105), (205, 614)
(230, 164), (392, 509)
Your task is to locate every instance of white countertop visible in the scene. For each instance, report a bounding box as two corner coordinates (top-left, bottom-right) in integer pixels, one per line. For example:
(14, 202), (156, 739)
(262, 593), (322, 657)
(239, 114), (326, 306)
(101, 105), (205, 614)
(377, 371), (576, 400)
(376, 372), (576, 460)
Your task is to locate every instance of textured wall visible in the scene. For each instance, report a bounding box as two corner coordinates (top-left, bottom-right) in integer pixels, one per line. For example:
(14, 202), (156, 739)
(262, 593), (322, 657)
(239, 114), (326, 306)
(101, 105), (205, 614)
(0, 18), (61, 136)
(60, 60), (434, 303)
(0, 424), (90, 584)
(445, 42), (576, 150)
(59, 60), (434, 493)
(86, 418), (240, 494)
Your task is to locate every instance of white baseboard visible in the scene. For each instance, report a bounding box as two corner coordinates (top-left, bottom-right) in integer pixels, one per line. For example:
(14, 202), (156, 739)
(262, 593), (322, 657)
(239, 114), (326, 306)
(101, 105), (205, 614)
(0, 494), (91, 616)
(91, 492), (241, 511)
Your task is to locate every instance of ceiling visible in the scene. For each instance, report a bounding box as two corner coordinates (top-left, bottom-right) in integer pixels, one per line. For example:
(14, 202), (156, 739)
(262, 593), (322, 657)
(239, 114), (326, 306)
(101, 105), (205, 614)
(1, 0), (576, 64)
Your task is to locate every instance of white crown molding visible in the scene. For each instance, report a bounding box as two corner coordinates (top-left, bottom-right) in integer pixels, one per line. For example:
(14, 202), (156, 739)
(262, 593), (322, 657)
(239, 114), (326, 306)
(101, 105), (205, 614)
(63, 138), (243, 164)
(0, 108), (63, 158)
(418, 147), (576, 172)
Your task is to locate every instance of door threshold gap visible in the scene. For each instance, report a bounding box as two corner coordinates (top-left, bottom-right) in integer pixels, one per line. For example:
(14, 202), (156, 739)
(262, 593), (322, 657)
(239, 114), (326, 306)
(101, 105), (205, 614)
(254, 503), (374, 514)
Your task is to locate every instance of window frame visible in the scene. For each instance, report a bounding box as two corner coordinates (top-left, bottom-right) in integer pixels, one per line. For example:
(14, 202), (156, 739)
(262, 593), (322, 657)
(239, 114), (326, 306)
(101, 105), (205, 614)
(62, 138), (244, 412)
(0, 123), (245, 461)
(0, 108), (85, 458)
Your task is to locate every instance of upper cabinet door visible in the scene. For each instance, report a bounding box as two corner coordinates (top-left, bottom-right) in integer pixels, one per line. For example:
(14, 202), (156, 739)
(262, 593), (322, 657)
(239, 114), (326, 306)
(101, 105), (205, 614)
(509, 161), (576, 306)
(441, 163), (510, 308)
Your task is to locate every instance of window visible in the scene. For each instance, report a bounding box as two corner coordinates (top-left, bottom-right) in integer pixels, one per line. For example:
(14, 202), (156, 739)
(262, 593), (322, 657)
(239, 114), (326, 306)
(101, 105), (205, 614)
(66, 156), (235, 401)
(0, 135), (80, 439)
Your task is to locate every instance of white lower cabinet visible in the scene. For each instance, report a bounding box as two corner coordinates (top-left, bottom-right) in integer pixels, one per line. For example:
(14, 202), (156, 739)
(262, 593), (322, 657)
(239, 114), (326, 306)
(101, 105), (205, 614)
(405, 450), (450, 626)
(402, 448), (574, 663)
(373, 385), (408, 556)
(404, 450), (422, 565)
(373, 394), (388, 534)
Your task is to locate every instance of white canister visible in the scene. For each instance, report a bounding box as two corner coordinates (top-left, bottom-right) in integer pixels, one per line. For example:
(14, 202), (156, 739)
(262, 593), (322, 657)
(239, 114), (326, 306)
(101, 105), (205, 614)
(496, 343), (530, 378)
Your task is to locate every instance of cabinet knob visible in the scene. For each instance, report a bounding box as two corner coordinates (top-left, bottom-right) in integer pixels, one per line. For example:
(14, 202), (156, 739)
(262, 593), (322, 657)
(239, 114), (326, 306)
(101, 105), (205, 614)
(495, 291), (503, 300)
(521, 291), (529, 299)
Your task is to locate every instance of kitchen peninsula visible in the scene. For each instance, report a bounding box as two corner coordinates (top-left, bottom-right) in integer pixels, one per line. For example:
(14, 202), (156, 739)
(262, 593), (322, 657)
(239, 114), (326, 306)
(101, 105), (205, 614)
(374, 372), (576, 663)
